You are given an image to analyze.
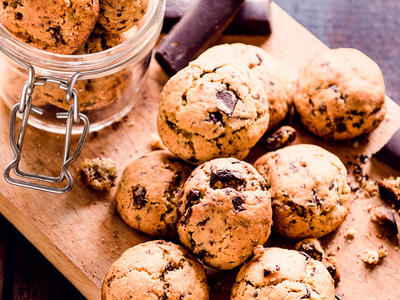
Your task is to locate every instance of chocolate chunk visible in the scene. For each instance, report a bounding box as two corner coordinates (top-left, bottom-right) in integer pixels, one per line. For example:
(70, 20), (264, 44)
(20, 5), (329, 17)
(210, 169), (245, 189)
(186, 189), (201, 207)
(156, 0), (245, 76)
(216, 89), (238, 116)
(232, 196), (245, 212)
(374, 129), (400, 171)
(209, 111), (224, 124)
(263, 125), (296, 151)
(163, 0), (271, 35)
(335, 296), (343, 300)
(130, 185), (147, 209)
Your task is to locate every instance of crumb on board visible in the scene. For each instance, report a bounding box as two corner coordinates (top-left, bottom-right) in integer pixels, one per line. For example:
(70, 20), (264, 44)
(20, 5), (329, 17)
(344, 227), (357, 241)
(378, 177), (400, 204)
(361, 245), (388, 265)
(295, 238), (324, 261)
(79, 157), (117, 191)
(150, 133), (165, 150)
(323, 255), (340, 286)
(370, 206), (399, 235)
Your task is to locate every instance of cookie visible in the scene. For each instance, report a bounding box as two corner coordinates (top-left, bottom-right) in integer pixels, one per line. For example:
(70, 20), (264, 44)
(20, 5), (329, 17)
(194, 43), (293, 131)
(157, 62), (269, 164)
(116, 151), (192, 238)
(33, 28), (131, 111)
(0, 0), (99, 54)
(294, 48), (386, 140)
(254, 144), (350, 239)
(102, 240), (209, 300)
(177, 158), (272, 270)
(80, 157), (117, 191)
(74, 25), (124, 54)
(99, 0), (148, 33)
(231, 246), (335, 299)
(262, 125), (296, 151)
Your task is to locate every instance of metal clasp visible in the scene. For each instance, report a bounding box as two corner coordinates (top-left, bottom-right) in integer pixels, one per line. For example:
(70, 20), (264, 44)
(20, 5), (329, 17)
(3, 65), (89, 193)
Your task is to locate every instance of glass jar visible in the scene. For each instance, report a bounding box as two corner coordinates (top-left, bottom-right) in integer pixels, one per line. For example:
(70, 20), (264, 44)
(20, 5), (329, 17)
(0, 0), (165, 134)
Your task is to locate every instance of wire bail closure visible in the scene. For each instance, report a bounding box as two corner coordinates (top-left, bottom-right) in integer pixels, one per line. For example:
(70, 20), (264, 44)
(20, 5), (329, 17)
(2, 52), (90, 193)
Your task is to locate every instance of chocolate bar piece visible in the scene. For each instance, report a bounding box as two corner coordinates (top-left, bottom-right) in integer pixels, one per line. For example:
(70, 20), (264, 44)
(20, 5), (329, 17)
(374, 129), (400, 170)
(163, 0), (271, 35)
(156, 0), (245, 76)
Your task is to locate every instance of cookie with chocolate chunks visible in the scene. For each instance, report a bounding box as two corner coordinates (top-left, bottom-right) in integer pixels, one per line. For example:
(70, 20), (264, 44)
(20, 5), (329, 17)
(116, 151), (192, 238)
(255, 144), (351, 239)
(177, 158), (272, 270)
(294, 48), (386, 140)
(0, 0), (99, 54)
(157, 62), (269, 164)
(231, 247), (335, 299)
(102, 240), (209, 300)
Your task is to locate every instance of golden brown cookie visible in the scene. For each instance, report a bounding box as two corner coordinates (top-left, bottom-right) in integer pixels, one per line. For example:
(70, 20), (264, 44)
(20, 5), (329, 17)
(0, 0), (99, 54)
(231, 246), (335, 299)
(102, 240), (209, 300)
(32, 28), (131, 111)
(99, 0), (148, 33)
(116, 151), (192, 238)
(157, 62), (269, 164)
(254, 144), (350, 239)
(80, 157), (117, 191)
(294, 48), (386, 140)
(177, 158), (272, 270)
(195, 43), (293, 131)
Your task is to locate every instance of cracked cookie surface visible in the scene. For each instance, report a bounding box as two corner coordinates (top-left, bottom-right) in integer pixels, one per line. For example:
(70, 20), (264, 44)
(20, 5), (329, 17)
(177, 158), (272, 270)
(116, 151), (192, 238)
(294, 48), (386, 140)
(102, 240), (209, 300)
(254, 144), (350, 239)
(195, 43), (293, 131)
(99, 0), (148, 33)
(0, 0), (100, 54)
(231, 246), (335, 300)
(157, 62), (269, 164)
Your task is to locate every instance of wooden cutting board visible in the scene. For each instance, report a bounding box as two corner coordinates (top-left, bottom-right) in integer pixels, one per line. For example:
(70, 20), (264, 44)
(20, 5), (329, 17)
(0, 3), (400, 299)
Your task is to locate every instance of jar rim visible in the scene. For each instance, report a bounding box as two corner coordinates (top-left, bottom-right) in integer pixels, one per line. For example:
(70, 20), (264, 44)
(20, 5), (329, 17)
(0, 0), (165, 74)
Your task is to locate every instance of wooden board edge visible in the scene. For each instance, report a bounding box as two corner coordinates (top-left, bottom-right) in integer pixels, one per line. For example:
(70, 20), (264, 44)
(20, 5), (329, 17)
(0, 193), (100, 300)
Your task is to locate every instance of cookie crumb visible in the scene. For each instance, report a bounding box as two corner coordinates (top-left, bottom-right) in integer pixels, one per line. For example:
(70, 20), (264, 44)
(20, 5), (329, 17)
(370, 206), (399, 239)
(79, 157), (117, 191)
(344, 227), (357, 241)
(263, 125), (296, 151)
(361, 245), (388, 265)
(150, 133), (165, 150)
(295, 238), (324, 261)
(378, 177), (400, 205)
(323, 255), (340, 286)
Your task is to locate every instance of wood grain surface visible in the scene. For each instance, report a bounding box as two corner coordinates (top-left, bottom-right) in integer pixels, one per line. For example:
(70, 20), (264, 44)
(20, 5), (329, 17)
(1, 1), (400, 299)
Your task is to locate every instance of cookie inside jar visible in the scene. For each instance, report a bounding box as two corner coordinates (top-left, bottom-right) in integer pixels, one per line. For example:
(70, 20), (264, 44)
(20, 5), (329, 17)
(0, 0), (161, 134)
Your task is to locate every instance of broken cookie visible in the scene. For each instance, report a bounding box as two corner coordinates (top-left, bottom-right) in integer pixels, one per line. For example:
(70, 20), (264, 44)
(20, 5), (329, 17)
(80, 157), (117, 191)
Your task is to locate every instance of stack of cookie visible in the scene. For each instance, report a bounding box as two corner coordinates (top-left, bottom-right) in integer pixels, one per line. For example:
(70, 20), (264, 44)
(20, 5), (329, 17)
(103, 43), (386, 299)
(0, 0), (148, 111)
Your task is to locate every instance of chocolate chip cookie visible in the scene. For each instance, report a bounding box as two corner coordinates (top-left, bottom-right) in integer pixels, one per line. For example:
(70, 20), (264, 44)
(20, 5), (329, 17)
(116, 151), (192, 238)
(99, 0), (148, 33)
(254, 144), (350, 239)
(231, 246), (335, 299)
(0, 0), (100, 54)
(34, 27), (132, 111)
(80, 157), (117, 191)
(102, 240), (209, 300)
(177, 158), (272, 270)
(157, 62), (269, 164)
(195, 43), (293, 131)
(294, 48), (386, 140)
